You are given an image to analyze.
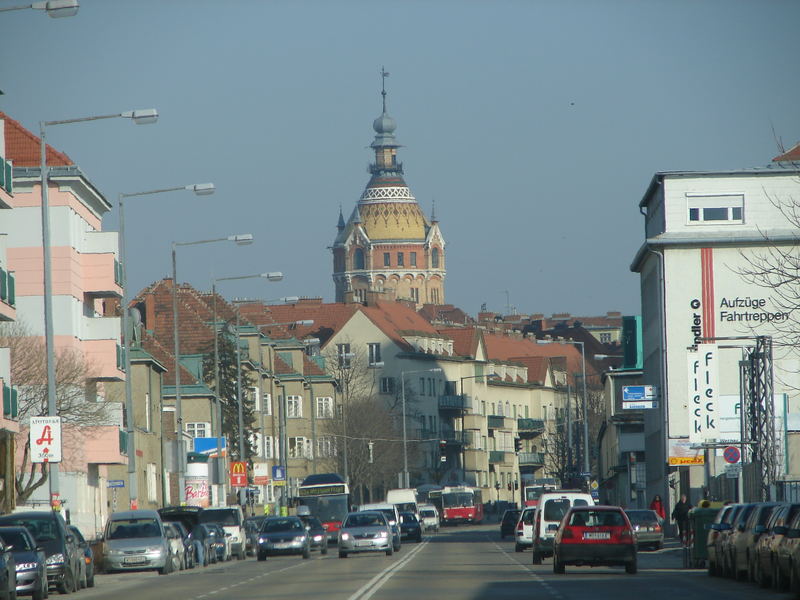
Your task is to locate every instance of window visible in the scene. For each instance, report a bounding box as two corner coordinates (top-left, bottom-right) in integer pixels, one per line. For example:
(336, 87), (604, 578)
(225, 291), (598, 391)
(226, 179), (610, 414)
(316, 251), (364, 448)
(144, 392), (152, 432)
(354, 248), (365, 270)
(427, 378), (433, 395)
(525, 405), (529, 418)
(263, 436), (274, 459)
(410, 252), (417, 266)
(432, 248), (440, 268)
(410, 288), (419, 303)
(263, 393), (272, 416)
(599, 332), (612, 344)
(419, 378), (426, 395)
(316, 396), (334, 418)
(384, 252), (391, 267)
(251, 386), (260, 412)
(337, 343), (352, 368)
(368, 343), (382, 366)
(687, 194), (744, 224)
(185, 422), (210, 438)
(397, 252), (404, 266)
(287, 395), (303, 418)
(288, 437), (308, 458)
(431, 289), (440, 304)
(481, 401), (486, 415)
(147, 463), (158, 503)
(380, 377), (395, 394)
(317, 436), (335, 457)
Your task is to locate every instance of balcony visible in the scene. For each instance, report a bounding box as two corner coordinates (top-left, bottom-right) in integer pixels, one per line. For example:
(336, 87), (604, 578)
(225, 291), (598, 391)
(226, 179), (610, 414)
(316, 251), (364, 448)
(518, 452), (545, 466)
(464, 448), (488, 472)
(517, 418), (545, 436)
(489, 450), (511, 464)
(0, 155), (12, 196)
(438, 394), (471, 411)
(440, 429), (466, 445)
(487, 415), (513, 430)
(463, 413), (485, 430)
(80, 315), (121, 341)
(2, 383), (18, 420)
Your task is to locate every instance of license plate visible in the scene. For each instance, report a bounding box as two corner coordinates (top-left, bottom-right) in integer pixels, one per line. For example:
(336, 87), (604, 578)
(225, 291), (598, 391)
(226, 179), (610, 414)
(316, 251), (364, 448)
(583, 532), (611, 540)
(123, 556), (146, 565)
(273, 543), (291, 549)
(356, 540), (373, 547)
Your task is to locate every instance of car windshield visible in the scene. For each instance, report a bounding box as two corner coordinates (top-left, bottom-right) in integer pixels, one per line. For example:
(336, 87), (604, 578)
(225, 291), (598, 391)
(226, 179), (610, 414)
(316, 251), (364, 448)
(0, 530), (33, 551)
(0, 518), (59, 543)
(420, 510), (435, 518)
(625, 511), (659, 525)
(400, 513), (417, 523)
(306, 518), (323, 529)
(521, 510), (535, 524)
(261, 519), (302, 533)
(346, 513), (385, 528)
(394, 502), (416, 513)
(107, 518), (161, 539)
(543, 499), (571, 522)
(569, 511), (625, 527)
(199, 509), (240, 527)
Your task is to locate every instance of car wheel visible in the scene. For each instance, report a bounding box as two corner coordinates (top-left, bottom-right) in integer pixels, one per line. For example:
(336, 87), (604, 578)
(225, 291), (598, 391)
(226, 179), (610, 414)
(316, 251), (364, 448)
(386, 546), (393, 557)
(339, 551), (348, 559)
(32, 582), (45, 600)
(257, 551), (267, 562)
(239, 549), (246, 561)
(86, 570), (95, 589)
(501, 532), (505, 539)
(321, 544), (328, 555)
(707, 559), (716, 577)
(514, 543), (523, 553)
(531, 550), (542, 565)
(790, 561), (799, 593)
(626, 559), (638, 575)
(553, 554), (565, 575)
(303, 546), (311, 560)
(775, 561), (786, 591)
(56, 567), (74, 595)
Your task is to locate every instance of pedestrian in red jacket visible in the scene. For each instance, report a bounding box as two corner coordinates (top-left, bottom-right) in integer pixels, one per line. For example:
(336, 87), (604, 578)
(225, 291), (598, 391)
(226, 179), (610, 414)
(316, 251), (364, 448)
(649, 494), (665, 520)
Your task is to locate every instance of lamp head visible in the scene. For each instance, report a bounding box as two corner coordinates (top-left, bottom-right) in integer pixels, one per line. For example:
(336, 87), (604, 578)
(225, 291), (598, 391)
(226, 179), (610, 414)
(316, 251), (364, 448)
(33, 0), (79, 18)
(278, 296), (299, 303)
(189, 183), (215, 196)
(296, 320), (314, 327)
(122, 108), (159, 125)
(229, 233), (254, 245)
(261, 272), (283, 282)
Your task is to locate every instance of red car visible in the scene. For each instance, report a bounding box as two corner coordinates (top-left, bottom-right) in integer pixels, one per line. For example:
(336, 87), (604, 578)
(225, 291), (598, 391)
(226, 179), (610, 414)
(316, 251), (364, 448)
(552, 505), (638, 575)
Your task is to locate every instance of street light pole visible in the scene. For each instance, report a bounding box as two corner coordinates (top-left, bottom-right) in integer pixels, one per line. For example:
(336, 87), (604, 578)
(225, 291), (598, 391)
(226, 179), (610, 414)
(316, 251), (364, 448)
(0, 0), (79, 17)
(401, 368), (443, 489)
(119, 183), (214, 509)
(38, 108), (157, 507)
(171, 234), (253, 503)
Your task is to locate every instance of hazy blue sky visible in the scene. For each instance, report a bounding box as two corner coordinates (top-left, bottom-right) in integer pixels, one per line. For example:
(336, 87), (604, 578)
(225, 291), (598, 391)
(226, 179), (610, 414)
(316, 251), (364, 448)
(2, 0), (798, 317)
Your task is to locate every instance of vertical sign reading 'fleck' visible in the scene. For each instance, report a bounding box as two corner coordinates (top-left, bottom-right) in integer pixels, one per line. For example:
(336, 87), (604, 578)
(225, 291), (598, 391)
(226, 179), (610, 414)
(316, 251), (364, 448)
(688, 344), (719, 442)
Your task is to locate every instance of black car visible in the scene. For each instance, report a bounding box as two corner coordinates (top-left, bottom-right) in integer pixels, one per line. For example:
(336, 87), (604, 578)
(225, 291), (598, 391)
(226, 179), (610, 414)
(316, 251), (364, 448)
(243, 517), (266, 557)
(0, 532), (17, 600)
(0, 511), (81, 594)
(257, 517), (311, 560)
(0, 527), (46, 600)
(206, 524), (228, 562)
(299, 516), (328, 554)
(500, 509), (521, 539)
(68, 525), (95, 588)
(399, 512), (422, 543)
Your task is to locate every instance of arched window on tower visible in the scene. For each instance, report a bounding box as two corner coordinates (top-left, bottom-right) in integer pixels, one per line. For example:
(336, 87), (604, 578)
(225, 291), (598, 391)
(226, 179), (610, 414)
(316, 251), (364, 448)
(432, 248), (440, 269)
(354, 248), (365, 270)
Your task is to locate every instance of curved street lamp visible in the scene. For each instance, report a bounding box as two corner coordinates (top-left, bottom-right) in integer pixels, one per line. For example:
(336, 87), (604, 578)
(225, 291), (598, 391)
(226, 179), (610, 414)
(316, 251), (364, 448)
(0, 0), (79, 17)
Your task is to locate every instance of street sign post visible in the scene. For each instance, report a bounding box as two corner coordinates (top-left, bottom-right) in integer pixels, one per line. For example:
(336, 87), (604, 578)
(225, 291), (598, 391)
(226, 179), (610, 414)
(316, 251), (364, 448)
(230, 461), (247, 488)
(723, 446), (741, 464)
(272, 465), (286, 487)
(30, 416), (62, 463)
(725, 463), (743, 478)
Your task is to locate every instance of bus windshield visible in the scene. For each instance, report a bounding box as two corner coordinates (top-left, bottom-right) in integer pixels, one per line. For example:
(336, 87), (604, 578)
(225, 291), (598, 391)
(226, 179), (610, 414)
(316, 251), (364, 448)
(298, 495), (349, 523)
(442, 493), (473, 508)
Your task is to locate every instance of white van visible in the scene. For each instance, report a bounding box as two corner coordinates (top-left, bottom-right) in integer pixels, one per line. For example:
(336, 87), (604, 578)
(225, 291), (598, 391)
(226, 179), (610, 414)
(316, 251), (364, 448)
(386, 489), (419, 519)
(531, 490), (594, 564)
(418, 504), (440, 532)
(199, 506), (246, 560)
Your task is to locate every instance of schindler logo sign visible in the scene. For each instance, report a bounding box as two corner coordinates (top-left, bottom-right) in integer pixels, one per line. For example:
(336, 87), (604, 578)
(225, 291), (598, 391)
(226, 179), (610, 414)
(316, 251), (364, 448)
(688, 344), (719, 442)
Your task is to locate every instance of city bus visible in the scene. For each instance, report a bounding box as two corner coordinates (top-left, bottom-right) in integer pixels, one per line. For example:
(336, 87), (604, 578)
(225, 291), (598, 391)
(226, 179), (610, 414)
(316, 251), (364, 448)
(296, 473), (350, 543)
(522, 479), (559, 507)
(440, 486), (483, 525)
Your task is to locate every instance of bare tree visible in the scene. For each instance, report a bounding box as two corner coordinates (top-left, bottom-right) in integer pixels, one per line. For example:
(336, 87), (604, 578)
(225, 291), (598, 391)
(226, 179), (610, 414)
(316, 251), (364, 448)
(0, 321), (112, 504)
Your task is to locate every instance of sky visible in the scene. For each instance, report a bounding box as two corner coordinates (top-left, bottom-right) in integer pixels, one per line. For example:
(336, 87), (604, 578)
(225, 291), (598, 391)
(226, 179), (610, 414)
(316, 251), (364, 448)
(1, 0), (798, 318)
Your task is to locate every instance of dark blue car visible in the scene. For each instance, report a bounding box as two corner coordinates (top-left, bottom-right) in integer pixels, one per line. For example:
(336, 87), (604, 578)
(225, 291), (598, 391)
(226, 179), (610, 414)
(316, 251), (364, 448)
(0, 527), (44, 600)
(399, 512), (422, 543)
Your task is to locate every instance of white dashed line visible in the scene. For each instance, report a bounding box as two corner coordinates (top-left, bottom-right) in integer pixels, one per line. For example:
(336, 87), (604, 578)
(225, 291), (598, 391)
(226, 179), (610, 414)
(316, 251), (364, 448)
(490, 537), (564, 599)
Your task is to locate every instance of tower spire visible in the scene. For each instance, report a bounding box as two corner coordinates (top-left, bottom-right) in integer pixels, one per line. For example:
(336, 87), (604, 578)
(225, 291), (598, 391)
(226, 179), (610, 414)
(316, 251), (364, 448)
(381, 66), (389, 113)
(431, 198), (437, 223)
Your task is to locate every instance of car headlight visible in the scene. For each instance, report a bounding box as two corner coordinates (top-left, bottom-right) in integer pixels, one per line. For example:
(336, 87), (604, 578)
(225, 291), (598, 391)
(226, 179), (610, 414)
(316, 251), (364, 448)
(146, 546), (163, 554)
(313, 535), (323, 542)
(258, 537), (266, 544)
(46, 553), (64, 566)
(378, 531), (388, 538)
(16, 562), (38, 572)
(294, 536), (306, 542)
(340, 533), (350, 541)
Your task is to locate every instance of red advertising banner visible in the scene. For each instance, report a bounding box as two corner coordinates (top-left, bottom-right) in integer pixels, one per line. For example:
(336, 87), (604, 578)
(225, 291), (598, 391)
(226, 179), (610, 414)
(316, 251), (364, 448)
(230, 461), (248, 488)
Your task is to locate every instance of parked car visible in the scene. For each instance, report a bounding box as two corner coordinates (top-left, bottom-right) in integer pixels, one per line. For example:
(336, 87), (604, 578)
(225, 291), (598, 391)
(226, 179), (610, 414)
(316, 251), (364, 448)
(552, 505), (637, 575)
(0, 536), (14, 600)
(298, 514), (328, 555)
(707, 503), (740, 576)
(515, 507), (535, 552)
(624, 509), (664, 550)
(199, 507), (246, 561)
(0, 527), (40, 600)
(418, 505), (440, 533)
(532, 491), (594, 564)
(338, 511), (393, 558)
(0, 511), (82, 593)
(169, 521), (195, 569)
(752, 502), (800, 588)
(243, 518), (264, 557)
(720, 502), (757, 578)
(256, 517), (311, 561)
(500, 509), (520, 540)
(399, 512), (422, 543)
(728, 502), (780, 581)
(68, 525), (95, 588)
(359, 504), (401, 552)
(206, 524), (230, 562)
(163, 523), (186, 571)
(772, 507), (800, 591)
(102, 509), (173, 574)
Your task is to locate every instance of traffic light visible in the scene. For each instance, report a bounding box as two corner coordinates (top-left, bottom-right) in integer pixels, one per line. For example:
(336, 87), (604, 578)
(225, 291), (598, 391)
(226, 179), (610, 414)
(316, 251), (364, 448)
(439, 439), (447, 453)
(507, 483), (512, 491)
(514, 480), (519, 490)
(514, 438), (522, 453)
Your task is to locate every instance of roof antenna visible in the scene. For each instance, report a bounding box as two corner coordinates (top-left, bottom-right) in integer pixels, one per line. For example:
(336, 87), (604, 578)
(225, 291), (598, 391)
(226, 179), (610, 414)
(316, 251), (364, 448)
(381, 66), (390, 113)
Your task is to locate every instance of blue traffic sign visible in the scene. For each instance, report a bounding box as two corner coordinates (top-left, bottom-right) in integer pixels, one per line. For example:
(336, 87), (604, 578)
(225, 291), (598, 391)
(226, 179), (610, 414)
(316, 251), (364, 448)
(107, 480), (125, 488)
(272, 465), (286, 481)
(622, 385), (657, 401)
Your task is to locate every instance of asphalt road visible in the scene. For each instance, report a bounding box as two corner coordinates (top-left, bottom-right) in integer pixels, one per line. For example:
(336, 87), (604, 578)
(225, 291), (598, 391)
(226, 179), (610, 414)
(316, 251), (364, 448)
(73, 525), (796, 600)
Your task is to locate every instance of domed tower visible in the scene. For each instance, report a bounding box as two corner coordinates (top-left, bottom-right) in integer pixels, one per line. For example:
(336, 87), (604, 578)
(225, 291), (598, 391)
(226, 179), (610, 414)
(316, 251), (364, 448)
(332, 70), (446, 306)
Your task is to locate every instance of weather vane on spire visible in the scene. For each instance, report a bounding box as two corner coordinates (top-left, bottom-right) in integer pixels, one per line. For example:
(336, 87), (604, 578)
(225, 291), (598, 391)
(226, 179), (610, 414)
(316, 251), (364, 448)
(381, 66), (390, 112)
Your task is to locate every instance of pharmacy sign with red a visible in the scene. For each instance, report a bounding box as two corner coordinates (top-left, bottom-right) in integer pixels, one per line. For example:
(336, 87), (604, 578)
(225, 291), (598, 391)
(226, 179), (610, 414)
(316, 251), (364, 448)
(30, 416), (62, 463)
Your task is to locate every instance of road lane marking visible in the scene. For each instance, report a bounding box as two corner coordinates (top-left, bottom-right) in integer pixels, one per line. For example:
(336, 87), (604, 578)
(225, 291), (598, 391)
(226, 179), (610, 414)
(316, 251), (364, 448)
(192, 558), (309, 599)
(490, 538), (564, 599)
(347, 539), (430, 600)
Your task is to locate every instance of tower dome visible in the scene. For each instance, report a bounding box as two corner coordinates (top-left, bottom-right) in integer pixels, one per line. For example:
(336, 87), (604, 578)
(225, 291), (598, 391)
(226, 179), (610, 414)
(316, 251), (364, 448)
(373, 112), (396, 135)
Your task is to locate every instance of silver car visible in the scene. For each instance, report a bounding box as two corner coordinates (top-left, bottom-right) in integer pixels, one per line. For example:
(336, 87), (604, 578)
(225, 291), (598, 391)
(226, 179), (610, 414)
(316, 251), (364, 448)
(102, 510), (172, 574)
(624, 509), (664, 550)
(338, 511), (393, 558)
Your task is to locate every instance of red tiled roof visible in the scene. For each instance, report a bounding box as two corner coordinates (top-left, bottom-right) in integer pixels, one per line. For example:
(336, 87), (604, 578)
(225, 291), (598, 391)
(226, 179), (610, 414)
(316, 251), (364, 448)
(436, 327), (481, 358)
(1, 111), (73, 166)
(303, 355), (325, 376)
(360, 301), (439, 352)
(773, 142), (800, 163)
(139, 331), (200, 387)
(508, 356), (550, 385)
